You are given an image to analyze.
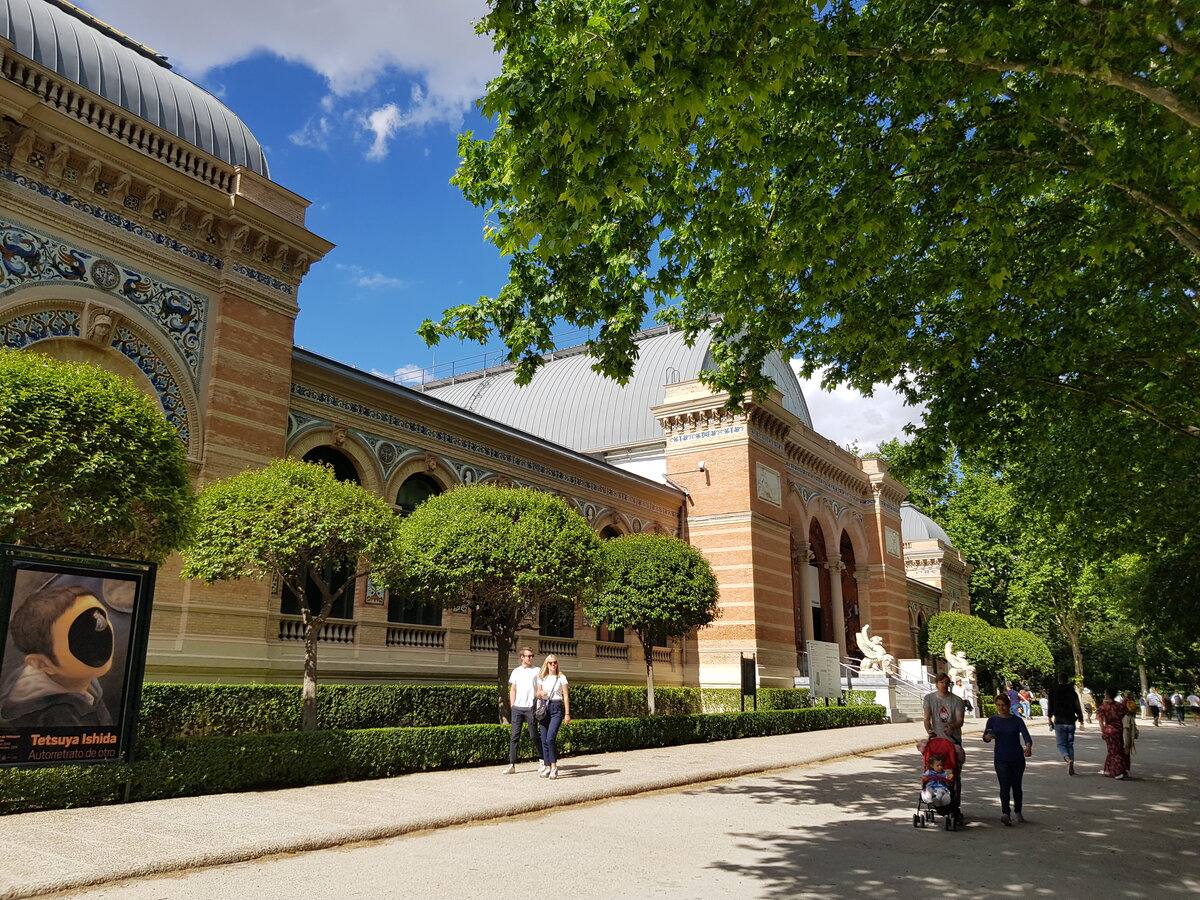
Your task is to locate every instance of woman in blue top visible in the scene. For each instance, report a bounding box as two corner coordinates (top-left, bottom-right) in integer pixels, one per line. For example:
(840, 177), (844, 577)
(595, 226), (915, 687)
(983, 693), (1033, 826)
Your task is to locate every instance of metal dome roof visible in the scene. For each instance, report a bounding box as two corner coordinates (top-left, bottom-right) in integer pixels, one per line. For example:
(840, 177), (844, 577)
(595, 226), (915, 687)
(1, 0), (269, 176)
(423, 328), (813, 453)
(900, 501), (953, 547)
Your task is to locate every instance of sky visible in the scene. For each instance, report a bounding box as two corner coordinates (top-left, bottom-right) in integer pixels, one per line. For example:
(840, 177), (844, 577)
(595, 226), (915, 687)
(85, 0), (923, 451)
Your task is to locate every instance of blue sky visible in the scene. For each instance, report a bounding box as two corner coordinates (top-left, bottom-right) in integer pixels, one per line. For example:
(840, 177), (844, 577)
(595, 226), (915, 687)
(84, 0), (922, 450)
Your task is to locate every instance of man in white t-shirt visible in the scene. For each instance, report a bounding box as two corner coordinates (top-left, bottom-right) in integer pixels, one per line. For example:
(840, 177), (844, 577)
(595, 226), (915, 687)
(1146, 688), (1163, 726)
(923, 672), (966, 767)
(503, 647), (544, 774)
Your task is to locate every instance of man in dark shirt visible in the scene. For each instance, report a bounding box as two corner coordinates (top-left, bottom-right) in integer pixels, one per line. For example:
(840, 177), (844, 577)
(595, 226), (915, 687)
(1047, 672), (1085, 775)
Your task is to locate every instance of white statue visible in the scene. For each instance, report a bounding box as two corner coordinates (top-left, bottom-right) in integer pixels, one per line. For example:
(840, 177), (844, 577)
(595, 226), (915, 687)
(855, 625), (895, 674)
(944, 641), (976, 684)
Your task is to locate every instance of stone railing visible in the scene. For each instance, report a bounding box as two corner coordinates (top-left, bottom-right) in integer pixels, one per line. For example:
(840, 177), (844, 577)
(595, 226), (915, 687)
(2, 53), (237, 193)
(595, 642), (630, 661)
(538, 637), (578, 658)
(652, 647), (673, 665)
(277, 616), (357, 644)
(386, 624), (446, 649)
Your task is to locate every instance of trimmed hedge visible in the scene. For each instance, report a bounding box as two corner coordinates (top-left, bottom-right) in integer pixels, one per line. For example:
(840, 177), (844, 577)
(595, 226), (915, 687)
(1, 705), (886, 814)
(138, 683), (883, 739)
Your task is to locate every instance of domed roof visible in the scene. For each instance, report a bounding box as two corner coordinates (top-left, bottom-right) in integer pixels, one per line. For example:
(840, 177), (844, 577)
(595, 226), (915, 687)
(1, 0), (268, 175)
(900, 501), (953, 547)
(422, 327), (813, 453)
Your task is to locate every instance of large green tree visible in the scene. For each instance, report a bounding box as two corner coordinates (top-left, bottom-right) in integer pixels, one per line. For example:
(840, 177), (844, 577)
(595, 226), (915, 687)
(0, 350), (193, 562)
(436, 0), (1198, 533)
(395, 484), (604, 722)
(589, 534), (719, 715)
(181, 459), (403, 731)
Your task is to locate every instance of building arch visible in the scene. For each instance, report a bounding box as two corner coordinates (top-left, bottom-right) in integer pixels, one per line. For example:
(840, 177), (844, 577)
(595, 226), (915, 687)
(384, 452), (456, 501)
(840, 530), (861, 657)
(286, 428), (382, 496)
(0, 290), (203, 459)
(808, 518), (833, 644)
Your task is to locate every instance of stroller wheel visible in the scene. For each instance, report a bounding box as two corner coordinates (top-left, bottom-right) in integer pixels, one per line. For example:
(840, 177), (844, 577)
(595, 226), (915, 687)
(913, 814), (921, 828)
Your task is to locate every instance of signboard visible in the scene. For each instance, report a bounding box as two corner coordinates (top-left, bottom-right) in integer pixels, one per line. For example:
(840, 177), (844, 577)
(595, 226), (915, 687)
(0, 545), (156, 768)
(806, 639), (842, 700)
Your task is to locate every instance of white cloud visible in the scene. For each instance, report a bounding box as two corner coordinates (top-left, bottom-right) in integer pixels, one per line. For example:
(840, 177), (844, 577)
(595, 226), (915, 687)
(89, 1), (498, 135)
(371, 363), (428, 385)
(791, 361), (926, 453)
(336, 264), (408, 290)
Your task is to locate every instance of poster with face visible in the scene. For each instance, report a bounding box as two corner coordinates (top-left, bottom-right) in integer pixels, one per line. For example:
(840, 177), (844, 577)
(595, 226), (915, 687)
(0, 546), (155, 767)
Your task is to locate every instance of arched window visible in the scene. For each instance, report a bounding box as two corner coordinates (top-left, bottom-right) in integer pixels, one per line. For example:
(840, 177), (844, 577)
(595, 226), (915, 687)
(599, 525), (622, 540)
(840, 532), (860, 656)
(281, 446), (360, 620)
(540, 603), (575, 639)
(594, 524), (623, 642)
(809, 520), (831, 643)
(389, 473), (445, 626)
(396, 473), (442, 516)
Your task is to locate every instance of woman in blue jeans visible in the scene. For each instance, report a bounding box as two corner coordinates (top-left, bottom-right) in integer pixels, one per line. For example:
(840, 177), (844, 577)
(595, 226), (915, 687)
(537, 655), (571, 779)
(984, 693), (1033, 826)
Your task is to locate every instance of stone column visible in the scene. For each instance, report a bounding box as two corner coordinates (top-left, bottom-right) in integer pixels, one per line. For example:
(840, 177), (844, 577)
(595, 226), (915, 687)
(796, 541), (815, 647)
(826, 556), (848, 659)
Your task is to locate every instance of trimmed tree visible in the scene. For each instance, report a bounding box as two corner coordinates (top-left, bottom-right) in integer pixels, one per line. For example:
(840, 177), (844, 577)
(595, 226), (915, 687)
(180, 458), (403, 731)
(589, 534), (720, 715)
(0, 350), (193, 562)
(927, 612), (1053, 692)
(395, 484), (604, 723)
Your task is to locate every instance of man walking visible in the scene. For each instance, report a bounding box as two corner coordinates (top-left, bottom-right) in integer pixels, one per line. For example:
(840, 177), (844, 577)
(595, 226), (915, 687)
(923, 673), (966, 767)
(502, 647), (544, 774)
(1171, 690), (1186, 725)
(1047, 673), (1085, 775)
(1146, 687), (1163, 726)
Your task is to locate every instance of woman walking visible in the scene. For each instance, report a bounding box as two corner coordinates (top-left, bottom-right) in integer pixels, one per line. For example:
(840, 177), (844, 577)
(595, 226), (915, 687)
(983, 693), (1032, 826)
(1097, 687), (1131, 779)
(536, 655), (570, 779)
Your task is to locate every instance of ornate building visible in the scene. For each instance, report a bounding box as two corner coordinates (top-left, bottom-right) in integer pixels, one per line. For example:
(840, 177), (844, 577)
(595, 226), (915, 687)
(0, 0), (968, 689)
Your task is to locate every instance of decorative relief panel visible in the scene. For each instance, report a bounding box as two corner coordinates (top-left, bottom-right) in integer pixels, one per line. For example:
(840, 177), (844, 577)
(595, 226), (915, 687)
(0, 217), (207, 380)
(111, 327), (190, 441)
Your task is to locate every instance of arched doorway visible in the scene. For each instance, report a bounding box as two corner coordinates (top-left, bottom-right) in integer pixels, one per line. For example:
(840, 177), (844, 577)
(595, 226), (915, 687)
(389, 473), (445, 626)
(280, 446), (361, 620)
(840, 532), (860, 656)
(809, 520), (832, 643)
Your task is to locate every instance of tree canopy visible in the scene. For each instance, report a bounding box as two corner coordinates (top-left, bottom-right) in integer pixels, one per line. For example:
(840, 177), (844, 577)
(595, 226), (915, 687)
(927, 612), (1053, 689)
(181, 458), (403, 730)
(395, 484), (604, 722)
(0, 350), (193, 562)
(437, 0), (1198, 528)
(589, 533), (719, 714)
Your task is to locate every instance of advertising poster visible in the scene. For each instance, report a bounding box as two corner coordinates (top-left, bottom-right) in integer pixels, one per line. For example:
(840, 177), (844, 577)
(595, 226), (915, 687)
(806, 639), (842, 700)
(0, 546), (155, 768)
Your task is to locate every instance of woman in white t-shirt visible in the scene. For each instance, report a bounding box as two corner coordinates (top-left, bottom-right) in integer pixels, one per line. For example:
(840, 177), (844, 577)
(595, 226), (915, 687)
(536, 655), (571, 779)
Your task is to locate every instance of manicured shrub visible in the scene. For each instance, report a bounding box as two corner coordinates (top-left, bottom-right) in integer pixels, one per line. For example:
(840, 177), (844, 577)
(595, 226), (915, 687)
(0, 705), (886, 814)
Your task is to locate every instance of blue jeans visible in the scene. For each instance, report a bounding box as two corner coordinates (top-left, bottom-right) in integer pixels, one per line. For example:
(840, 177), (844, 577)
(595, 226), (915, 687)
(1020, 700), (1031, 718)
(994, 758), (1026, 816)
(1054, 724), (1076, 760)
(539, 701), (565, 765)
(509, 706), (543, 764)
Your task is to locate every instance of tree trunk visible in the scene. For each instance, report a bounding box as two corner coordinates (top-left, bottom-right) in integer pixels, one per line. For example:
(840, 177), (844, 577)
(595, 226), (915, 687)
(496, 637), (512, 725)
(302, 617), (321, 732)
(1136, 639), (1149, 697)
(643, 638), (656, 716)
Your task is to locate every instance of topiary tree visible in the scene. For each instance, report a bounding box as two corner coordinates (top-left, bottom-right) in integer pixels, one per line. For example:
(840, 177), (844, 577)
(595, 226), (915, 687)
(927, 612), (1053, 692)
(589, 533), (720, 715)
(0, 350), (194, 562)
(395, 484), (604, 723)
(180, 458), (403, 731)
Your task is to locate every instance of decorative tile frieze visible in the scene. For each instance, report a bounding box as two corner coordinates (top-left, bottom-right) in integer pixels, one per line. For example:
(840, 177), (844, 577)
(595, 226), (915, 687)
(291, 383), (681, 518)
(668, 424), (745, 444)
(0, 308), (80, 347)
(231, 263), (293, 296)
(0, 217), (206, 380)
(111, 327), (189, 441)
(786, 462), (872, 507)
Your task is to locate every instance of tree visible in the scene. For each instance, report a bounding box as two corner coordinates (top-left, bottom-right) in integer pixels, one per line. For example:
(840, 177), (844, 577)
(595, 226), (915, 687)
(0, 350), (193, 562)
(395, 484), (603, 723)
(434, 0), (1198, 534)
(589, 533), (719, 715)
(927, 612), (1053, 691)
(180, 458), (403, 731)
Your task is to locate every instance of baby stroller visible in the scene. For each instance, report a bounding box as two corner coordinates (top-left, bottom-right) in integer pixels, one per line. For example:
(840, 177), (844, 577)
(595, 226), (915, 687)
(913, 736), (964, 831)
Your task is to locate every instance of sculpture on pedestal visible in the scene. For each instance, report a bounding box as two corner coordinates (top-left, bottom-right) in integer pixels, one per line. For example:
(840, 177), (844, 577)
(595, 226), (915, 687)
(855, 625), (895, 675)
(944, 642), (976, 684)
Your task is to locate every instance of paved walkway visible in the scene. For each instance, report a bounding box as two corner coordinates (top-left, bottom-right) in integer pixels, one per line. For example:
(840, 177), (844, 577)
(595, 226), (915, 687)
(0, 719), (984, 899)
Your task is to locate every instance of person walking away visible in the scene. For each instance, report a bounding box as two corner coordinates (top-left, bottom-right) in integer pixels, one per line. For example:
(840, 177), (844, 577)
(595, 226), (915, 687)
(503, 647), (544, 774)
(1170, 690), (1185, 724)
(536, 654), (570, 779)
(1007, 683), (1022, 717)
(1097, 688), (1131, 779)
(923, 673), (966, 768)
(984, 693), (1033, 825)
(1082, 687), (1095, 724)
(1018, 686), (1033, 719)
(1146, 688), (1163, 726)
(1047, 673), (1085, 775)
(1188, 691), (1200, 722)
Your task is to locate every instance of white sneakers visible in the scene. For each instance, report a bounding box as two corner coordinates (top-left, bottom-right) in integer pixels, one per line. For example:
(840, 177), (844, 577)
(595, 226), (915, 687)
(501, 764), (516, 774)
(537, 761), (546, 775)
(548, 767), (558, 779)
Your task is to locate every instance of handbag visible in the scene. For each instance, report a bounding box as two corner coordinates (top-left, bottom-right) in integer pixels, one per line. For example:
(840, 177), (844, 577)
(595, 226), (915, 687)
(534, 675), (561, 723)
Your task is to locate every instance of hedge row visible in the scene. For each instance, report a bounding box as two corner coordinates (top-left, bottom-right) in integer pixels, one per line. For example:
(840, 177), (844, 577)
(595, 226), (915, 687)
(0, 705), (886, 814)
(137, 683), (880, 739)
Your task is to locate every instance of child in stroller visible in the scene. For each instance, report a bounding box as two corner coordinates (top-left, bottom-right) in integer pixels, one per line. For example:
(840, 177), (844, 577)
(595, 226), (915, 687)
(914, 736), (964, 831)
